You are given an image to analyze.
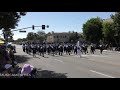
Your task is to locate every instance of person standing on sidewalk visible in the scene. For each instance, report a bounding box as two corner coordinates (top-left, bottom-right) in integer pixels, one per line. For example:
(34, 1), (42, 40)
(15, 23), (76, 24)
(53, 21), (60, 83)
(9, 46), (15, 68)
(99, 44), (103, 54)
(22, 44), (25, 52)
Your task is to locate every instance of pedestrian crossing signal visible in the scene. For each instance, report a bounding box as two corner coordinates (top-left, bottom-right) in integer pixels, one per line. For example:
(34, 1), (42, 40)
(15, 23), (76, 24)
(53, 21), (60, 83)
(42, 25), (45, 30)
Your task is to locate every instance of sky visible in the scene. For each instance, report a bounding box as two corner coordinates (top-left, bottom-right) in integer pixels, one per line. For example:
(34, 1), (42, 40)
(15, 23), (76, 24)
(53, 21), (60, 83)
(0, 12), (115, 40)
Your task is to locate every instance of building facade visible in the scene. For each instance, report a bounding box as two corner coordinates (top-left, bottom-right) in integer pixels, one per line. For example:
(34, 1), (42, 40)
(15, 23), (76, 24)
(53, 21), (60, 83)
(46, 32), (85, 44)
(103, 18), (113, 23)
(46, 32), (70, 43)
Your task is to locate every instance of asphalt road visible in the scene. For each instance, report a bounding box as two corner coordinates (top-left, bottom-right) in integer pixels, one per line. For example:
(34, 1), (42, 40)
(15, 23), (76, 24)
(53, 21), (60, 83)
(14, 44), (120, 78)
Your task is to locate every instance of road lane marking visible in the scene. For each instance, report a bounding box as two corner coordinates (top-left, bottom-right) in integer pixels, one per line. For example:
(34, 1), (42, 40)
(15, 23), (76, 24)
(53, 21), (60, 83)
(90, 70), (115, 78)
(54, 59), (64, 63)
(73, 54), (111, 58)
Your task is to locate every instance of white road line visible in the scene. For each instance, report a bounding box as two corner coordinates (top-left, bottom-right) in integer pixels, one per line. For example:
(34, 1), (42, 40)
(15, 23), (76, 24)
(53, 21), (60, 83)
(90, 70), (115, 78)
(54, 59), (64, 63)
(75, 54), (111, 58)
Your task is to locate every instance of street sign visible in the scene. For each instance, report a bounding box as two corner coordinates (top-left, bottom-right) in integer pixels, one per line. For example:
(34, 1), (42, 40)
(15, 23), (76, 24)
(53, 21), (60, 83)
(19, 31), (26, 33)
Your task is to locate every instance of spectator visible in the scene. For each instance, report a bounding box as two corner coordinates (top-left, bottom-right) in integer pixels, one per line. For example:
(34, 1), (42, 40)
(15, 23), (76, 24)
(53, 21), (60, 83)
(13, 45), (16, 53)
(8, 46), (15, 68)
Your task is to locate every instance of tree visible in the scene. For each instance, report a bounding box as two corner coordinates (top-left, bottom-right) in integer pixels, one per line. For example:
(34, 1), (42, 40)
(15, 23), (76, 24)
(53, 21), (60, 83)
(15, 38), (22, 42)
(14, 38), (23, 44)
(37, 31), (46, 42)
(111, 12), (120, 47)
(27, 32), (35, 41)
(37, 31), (45, 36)
(83, 17), (103, 44)
(51, 31), (54, 35)
(102, 21), (115, 45)
(68, 31), (71, 34)
(47, 32), (51, 35)
(80, 33), (84, 39)
(14, 38), (27, 44)
(22, 38), (27, 41)
(69, 31), (80, 43)
(0, 12), (27, 42)
(26, 31), (46, 43)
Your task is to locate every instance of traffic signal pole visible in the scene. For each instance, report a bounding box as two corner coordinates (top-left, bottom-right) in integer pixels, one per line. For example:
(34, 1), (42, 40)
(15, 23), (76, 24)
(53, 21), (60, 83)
(12, 25), (49, 32)
(1, 25), (49, 43)
(2, 25), (49, 33)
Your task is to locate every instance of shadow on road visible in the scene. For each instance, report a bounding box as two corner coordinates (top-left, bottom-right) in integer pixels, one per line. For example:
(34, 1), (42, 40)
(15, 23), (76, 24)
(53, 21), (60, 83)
(36, 69), (67, 78)
(15, 55), (31, 63)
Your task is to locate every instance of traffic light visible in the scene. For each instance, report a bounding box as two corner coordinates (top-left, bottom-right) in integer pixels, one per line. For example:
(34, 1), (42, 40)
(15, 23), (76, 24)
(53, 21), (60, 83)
(47, 25), (49, 28)
(42, 25), (45, 30)
(32, 25), (35, 30)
